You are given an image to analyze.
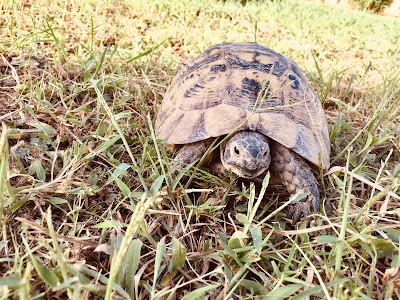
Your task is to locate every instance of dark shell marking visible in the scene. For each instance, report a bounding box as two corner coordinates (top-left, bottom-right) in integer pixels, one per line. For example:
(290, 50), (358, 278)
(156, 42), (330, 169)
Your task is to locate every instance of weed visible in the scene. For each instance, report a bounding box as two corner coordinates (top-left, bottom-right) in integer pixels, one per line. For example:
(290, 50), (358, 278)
(0, 0), (399, 298)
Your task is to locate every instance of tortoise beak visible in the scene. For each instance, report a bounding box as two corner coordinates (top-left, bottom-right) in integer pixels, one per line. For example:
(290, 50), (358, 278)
(246, 162), (258, 170)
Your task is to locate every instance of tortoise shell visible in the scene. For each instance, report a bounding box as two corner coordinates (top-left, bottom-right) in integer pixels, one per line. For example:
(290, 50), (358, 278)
(155, 42), (330, 169)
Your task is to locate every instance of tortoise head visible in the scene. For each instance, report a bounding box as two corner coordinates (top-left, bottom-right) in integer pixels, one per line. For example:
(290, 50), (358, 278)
(220, 131), (271, 178)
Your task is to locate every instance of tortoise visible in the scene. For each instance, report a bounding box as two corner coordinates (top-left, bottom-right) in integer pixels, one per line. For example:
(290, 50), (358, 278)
(155, 42), (330, 223)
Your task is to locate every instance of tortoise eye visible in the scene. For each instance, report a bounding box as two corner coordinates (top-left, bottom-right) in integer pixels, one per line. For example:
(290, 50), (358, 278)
(234, 146), (240, 155)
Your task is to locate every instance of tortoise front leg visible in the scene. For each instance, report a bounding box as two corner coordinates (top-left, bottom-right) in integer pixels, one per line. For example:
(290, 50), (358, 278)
(171, 138), (214, 174)
(271, 142), (320, 223)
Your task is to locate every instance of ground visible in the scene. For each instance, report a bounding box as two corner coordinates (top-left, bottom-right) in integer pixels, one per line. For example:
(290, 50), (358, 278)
(0, 0), (399, 299)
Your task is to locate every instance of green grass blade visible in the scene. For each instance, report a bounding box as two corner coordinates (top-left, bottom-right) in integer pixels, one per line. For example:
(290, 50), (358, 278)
(30, 256), (59, 288)
(0, 123), (9, 223)
(181, 284), (220, 300)
(125, 239), (143, 298)
(151, 239), (166, 298)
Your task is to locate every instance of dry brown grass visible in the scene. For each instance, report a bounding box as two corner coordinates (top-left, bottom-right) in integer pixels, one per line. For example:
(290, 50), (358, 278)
(0, 0), (399, 299)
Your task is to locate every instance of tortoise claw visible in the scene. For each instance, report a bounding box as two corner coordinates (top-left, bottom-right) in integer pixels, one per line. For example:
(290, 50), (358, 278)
(289, 194), (319, 224)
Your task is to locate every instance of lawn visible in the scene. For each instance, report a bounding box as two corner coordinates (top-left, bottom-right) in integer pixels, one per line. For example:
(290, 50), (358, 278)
(0, 0), (399, 299)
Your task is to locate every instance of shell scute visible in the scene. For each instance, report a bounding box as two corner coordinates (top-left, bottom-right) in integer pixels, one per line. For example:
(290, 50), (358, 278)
(155, 42), (330, 169)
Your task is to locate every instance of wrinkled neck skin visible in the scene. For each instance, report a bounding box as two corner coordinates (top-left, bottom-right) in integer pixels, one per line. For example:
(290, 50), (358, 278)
(220, 131), (271, 179)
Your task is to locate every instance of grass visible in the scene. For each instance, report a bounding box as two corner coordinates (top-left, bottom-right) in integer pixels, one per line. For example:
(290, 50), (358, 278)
(0, 0), (399, 298)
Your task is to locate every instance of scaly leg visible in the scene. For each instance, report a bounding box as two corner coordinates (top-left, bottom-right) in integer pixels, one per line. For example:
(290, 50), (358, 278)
(271, 142), (320, 223)
(171, 139), (214, 174)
